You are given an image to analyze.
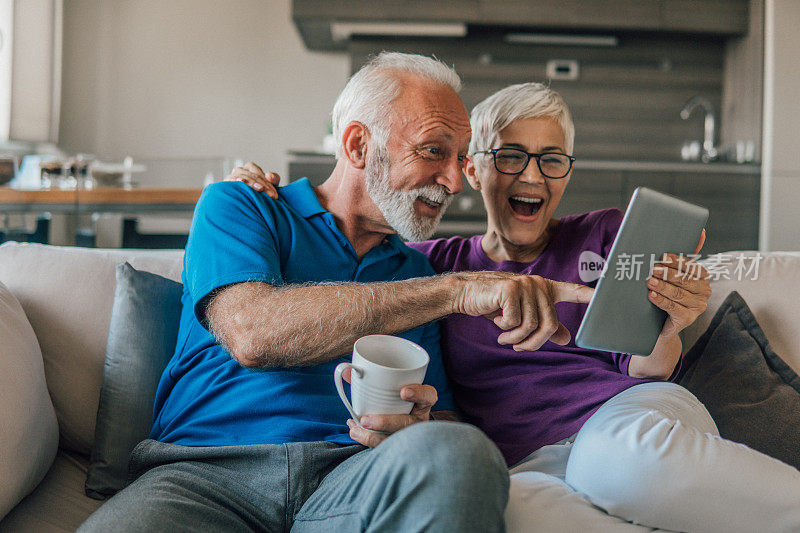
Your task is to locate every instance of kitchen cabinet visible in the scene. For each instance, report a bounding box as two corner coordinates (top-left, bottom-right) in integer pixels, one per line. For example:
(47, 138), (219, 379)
(346, 36), (726, 162)
(555, 170), (624, 217)
(293, 0), (749, 51)
(479, 0), (747, 35)
(562, 168), (760, 254)
(672, 173), (760, 253)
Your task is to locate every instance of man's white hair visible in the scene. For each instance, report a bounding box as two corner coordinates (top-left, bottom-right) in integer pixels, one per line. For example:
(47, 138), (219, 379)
(331, 52), (462, 159)
(469, 82), (575, 156)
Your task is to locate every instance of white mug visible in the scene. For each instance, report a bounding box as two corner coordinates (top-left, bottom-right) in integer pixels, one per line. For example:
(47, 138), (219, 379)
(334, 335), (429, 427)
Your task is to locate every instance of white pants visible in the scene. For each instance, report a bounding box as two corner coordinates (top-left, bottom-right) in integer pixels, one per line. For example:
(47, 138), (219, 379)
(505, 382), (800, 533)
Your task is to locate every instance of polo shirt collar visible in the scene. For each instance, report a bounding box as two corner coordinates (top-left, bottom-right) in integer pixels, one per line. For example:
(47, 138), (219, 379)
(280, 177), (406, 257)
(383, 234), (405, 250)
(279, 178), (326, 218)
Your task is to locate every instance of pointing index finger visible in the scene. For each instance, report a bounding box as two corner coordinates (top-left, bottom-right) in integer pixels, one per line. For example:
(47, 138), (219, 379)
(548, 279), (594, 304)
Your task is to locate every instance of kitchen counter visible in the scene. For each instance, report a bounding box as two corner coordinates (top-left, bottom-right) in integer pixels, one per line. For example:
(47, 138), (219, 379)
(0, 187), (203, 214)
(574, 160), (760, 174)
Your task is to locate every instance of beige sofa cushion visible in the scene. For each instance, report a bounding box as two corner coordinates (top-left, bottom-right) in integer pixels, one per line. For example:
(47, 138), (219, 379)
(0, 243), (183, 454)
(0, 280), (59, 519)
(0, 450), (103, 532)
(682, 251), (800, 374)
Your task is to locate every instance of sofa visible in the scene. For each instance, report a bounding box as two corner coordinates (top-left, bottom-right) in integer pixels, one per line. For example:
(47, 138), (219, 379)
(1, 241), (799, 532)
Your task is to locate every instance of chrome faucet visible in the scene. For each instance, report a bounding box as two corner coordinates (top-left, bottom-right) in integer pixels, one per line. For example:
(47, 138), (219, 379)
(680, 96), (718, 162)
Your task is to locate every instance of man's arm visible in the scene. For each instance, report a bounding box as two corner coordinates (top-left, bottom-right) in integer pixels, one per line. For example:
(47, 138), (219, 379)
(208, 276), (457, 367)
(207, 271), (595, 368)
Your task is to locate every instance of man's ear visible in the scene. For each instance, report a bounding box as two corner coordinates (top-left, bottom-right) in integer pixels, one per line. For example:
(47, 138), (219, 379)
(342, 121), (368, 169)
(464, 155), (481, 191)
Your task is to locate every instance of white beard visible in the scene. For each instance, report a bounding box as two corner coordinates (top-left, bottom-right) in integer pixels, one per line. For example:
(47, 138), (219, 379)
(364, 147), (453, 241)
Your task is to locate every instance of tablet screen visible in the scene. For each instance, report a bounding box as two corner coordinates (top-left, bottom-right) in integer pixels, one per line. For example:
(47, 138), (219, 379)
(575, 187), (708, 355)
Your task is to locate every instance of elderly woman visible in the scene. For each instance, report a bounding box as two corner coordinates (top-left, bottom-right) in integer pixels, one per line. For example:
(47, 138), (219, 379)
(232, 83), (800, 532)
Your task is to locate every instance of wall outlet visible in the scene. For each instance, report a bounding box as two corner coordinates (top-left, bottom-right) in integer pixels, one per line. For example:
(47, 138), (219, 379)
(546, 59), (580, 81)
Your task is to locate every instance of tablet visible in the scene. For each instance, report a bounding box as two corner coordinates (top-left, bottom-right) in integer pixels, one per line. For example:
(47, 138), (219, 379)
(575, 187), (709, 355)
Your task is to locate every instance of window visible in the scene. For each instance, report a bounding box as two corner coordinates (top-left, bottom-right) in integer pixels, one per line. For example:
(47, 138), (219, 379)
(0, 0), (62, 143)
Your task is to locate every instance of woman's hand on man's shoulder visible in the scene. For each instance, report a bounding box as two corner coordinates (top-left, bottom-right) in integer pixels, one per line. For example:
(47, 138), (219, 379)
(225, 162), (281, 200)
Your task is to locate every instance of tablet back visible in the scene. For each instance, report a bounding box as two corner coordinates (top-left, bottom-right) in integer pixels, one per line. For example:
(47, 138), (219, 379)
(575, 187), (709, 355)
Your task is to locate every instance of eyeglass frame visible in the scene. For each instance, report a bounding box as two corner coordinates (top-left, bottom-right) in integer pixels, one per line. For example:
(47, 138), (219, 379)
(473, 148), (576, 179)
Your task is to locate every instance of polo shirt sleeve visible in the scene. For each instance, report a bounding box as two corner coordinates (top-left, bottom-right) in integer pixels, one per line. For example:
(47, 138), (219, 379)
(184, 181), (284, 328)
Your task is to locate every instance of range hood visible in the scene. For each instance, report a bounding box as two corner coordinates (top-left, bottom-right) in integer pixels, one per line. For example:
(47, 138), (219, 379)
(293, 0), (749, 51)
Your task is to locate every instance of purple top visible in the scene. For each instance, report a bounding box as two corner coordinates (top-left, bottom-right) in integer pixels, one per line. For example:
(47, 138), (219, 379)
(409, 209), (670, 465)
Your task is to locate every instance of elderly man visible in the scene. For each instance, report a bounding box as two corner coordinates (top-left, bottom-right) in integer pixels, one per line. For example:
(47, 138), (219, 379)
(80, 52), (592, 532)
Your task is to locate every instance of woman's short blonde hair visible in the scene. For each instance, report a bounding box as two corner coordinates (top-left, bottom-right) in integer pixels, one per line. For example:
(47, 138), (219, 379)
(469, 82), (574, 156)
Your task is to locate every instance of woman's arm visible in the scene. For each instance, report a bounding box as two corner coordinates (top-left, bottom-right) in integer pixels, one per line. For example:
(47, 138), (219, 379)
(628, 331), (683, 380)
(628, 252), (711, 380)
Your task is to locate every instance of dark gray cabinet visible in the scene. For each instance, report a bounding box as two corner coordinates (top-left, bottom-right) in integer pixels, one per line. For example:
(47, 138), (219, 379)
(672, 173), (760, 253)
(346, 36), (726, 162)
(479, 0), (748, 34)
(556, 169), (760, 255)
(293, 0), (749, 51)
(555, 170), (624, 217)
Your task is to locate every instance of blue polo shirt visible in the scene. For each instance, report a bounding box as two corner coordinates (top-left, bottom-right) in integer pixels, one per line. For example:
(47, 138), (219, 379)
(150, 179), (454, 446)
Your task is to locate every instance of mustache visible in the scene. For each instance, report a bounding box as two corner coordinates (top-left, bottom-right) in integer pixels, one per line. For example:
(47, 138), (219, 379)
(415, 184), (454, 204)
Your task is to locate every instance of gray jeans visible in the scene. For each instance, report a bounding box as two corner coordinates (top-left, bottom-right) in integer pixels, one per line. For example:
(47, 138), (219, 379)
(78, 421), (509, 533)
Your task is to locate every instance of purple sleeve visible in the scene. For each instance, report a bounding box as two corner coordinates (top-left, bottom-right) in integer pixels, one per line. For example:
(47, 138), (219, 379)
(405, 239), (432, 255)
(599, 208), (624, 259)
(405, 239), (454, 274)
(614, 353), (633, 376)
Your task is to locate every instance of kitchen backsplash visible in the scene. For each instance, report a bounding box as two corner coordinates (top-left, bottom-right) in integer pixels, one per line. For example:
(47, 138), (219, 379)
(349, 33), (724, 161)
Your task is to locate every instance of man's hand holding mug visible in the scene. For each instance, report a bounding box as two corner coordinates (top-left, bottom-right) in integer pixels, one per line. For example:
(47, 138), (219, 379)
(335, 335), (436, 448)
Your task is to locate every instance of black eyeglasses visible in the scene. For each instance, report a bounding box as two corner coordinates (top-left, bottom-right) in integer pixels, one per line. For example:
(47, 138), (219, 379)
(473, 148), (575, 179)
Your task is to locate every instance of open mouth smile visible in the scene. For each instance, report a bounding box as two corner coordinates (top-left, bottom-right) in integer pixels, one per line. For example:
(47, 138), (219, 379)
(508, 195), (544, 218)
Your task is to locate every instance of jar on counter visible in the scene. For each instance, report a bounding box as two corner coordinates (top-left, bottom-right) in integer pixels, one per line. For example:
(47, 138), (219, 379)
(60, 160), (78, 190)
(74, 155), (94, 189)
(39, 161), (63, 189)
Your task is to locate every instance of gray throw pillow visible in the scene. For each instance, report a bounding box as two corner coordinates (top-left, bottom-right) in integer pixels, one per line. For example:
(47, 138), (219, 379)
(678, 290), (800, 469)
(85, 262), (182, 499)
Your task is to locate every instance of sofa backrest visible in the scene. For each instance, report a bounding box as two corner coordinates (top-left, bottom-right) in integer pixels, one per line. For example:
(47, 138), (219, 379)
(0, 242), (183, 455)
(2, 242), (799, 455)
(682, 251), (800, 375)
